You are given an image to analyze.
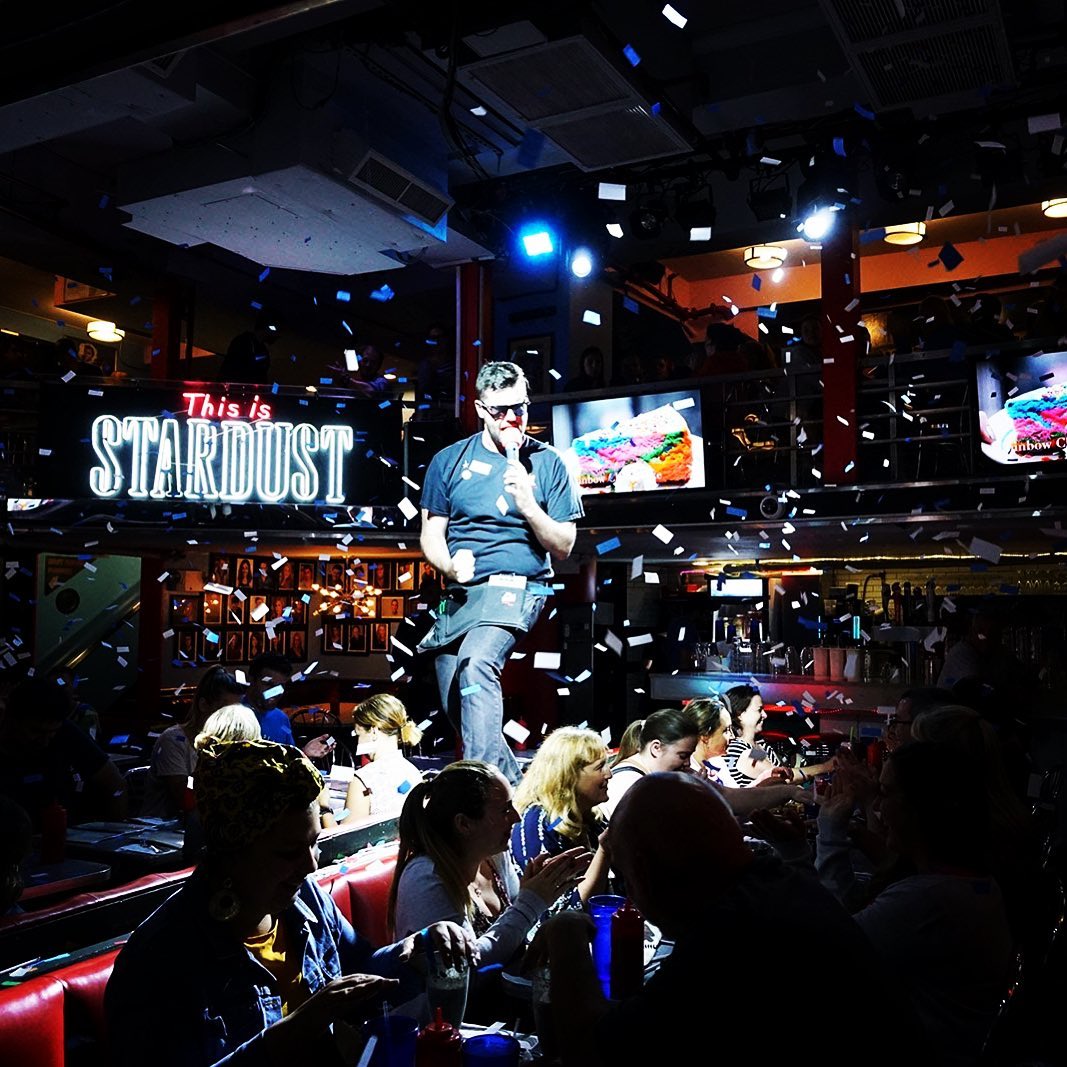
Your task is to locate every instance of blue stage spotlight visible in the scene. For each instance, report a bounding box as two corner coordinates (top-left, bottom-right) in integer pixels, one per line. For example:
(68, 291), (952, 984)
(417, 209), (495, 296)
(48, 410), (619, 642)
(569, 247), (595, 279)
(520, 226), (555, 257)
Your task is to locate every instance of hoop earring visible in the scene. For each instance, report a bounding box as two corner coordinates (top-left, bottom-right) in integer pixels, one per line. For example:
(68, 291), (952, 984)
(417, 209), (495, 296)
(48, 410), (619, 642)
(207, 877), (241, 923)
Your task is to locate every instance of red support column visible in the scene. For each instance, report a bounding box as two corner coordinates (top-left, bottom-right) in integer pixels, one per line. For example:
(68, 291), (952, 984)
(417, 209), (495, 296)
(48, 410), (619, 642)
(457, 262), (490, 435)
(819, 220), (862, 484)
(148, 287), (184, 381)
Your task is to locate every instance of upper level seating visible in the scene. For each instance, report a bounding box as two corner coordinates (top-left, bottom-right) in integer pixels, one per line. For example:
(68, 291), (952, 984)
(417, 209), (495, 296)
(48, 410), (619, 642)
(0, 842), (399, 1067)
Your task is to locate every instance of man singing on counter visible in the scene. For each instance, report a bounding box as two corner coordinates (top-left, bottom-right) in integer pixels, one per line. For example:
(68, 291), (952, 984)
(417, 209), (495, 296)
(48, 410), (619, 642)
(418, 361), (583, 784)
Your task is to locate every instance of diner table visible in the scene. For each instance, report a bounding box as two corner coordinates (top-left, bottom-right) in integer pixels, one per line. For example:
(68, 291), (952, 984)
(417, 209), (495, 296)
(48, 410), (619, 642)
(63, 817), (187, 877)
(19, 857), (112, 902)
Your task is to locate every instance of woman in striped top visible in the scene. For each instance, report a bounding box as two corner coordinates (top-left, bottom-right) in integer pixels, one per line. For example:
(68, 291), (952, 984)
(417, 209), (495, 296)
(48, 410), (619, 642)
(723, 684), (835, 787)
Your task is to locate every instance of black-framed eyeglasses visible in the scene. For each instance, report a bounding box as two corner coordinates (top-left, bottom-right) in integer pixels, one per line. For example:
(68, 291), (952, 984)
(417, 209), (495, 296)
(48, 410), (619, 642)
(478, 400), (529, 420)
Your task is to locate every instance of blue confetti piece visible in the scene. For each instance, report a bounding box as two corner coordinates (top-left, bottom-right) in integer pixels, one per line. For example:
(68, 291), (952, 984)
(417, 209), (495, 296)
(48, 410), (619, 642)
(460, 684), (482, 697)
(342, 320), (353, 335)
(596, 536), (622, 555)
(547, 816), (563, 830)
(623, 296), (639, 314)
(832, 136), (847, 157)
(320, 377), (333, 385)
(472, 339), (481, 347)
(854, 102), (875, 120)
(258, 267), (270, 282)
(336, 290), (351, 302)
(756, 306), (777, 319)
(751, 274), (762, 291)
(370, 284), (395, 302)
(205, 630), (219, 644)
(650, 101), (661, 115)
(271, 382), (279, 394)
(938, 242), (964, 271)
(725, 506), (748, 518)
(378, 400), (391, 409)
(98, 194), (109, 209)
(623, 43), (641, 66)
(397, 780), (412, 794)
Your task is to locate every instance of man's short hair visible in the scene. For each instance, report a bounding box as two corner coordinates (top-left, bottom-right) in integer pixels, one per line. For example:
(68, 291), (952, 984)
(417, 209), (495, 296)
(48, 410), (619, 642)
(5, 677), (70, 723)
(475, 361), (527, 397)
(249, 652), (291, 680)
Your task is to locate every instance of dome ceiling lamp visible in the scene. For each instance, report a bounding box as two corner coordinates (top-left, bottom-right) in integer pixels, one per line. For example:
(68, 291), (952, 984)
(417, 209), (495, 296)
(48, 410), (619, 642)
(1041, 198), (1067, 218)
(744, 245), (787, 270)
(882, 221), (927, 246)
(86, 320), (125, 343)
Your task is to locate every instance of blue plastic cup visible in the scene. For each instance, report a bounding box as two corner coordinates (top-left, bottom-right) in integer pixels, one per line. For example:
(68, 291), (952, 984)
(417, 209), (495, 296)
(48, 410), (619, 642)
(462, 1033), (521, 1067)
(360, 1013), (418, 1067)
(587, 893), (625, 999)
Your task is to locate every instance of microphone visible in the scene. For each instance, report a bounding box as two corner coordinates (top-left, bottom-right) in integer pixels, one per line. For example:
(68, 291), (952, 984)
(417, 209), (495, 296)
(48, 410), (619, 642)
(500, 426), (523, 465)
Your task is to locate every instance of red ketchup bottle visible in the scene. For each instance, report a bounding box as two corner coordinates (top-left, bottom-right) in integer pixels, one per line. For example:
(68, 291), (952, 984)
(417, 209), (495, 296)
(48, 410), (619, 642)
(416, 1007), (463, 1067)
(40, 801), (67, 865)
(609, 897), (645, 1000)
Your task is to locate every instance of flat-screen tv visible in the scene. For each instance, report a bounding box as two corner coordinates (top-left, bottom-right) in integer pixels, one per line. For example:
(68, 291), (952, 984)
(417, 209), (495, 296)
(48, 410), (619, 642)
(550, 388), (705, 496)
(976, 350), (1067, 464)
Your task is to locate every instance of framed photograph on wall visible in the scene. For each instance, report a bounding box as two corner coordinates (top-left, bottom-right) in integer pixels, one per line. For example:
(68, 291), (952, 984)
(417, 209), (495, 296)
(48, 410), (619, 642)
(350, 560), (369, 589)
(380, 595), (405, 619)
(324, 559), (347, 591)
(248, 595), (268, 625)
(245, 629), (266, 660)
(208, 554), (233, 586)
(173, 628), (200, 665)
(253, 558), (275, 592)
(275, 560), (297, 591)
(289, 597), (307, 626)
(395, 562), (415, 589)
(169, 594), (199, 626)
(234, 557), (255, 590)
(347, 622), (368, 653)
(370, 621), (390, 653)
(323, 620), (346, 653)
(223, 630), (245, 664)
(367, 560), (391, 590)
(297, 562), (316, 591)
(288, 629), (308, 662)
(268, 594), (291, 624)
(266, 632), (285, 655)
(202, 592), (224, 627)
(226, 594), (246, 624)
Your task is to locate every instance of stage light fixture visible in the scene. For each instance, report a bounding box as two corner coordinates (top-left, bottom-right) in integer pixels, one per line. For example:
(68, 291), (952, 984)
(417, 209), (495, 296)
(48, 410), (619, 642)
(882, 221), (926, 246)
(675, 190), (716, 242)
(1042, 198), (1067, 218)
(629, 203), (667, 240)
(799, 208), (836, 241)
(748, 177), (792, 222)
(520, 227), (555, 257)
(86, 320), (125, 343)
(569, 247), (595, 278)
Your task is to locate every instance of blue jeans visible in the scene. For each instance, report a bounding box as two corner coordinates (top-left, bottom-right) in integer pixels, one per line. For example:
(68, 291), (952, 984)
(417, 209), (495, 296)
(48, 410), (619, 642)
(433, 595), (545, 785)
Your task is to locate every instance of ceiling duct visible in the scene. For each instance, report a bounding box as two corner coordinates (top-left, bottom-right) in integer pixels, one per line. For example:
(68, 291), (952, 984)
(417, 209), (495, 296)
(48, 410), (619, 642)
(458, 36), (691, 172)
(819, 0), (1015, 112)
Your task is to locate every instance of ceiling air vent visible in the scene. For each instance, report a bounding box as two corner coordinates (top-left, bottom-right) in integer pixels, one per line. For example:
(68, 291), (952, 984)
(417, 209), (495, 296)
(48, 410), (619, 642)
(819, 0), (1014, 112)
(347, 150), (452, 227)
(459, 36), (691, 172)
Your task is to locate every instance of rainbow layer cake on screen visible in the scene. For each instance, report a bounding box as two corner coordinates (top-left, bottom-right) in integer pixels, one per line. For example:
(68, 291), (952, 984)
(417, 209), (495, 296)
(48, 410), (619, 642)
(571, 404), (692, 491)
(1004, 382), (1067, 456)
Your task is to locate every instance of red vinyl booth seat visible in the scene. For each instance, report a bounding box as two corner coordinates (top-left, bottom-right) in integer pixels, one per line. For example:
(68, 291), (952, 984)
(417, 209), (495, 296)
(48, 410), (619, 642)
(0, 845), (400, 1067)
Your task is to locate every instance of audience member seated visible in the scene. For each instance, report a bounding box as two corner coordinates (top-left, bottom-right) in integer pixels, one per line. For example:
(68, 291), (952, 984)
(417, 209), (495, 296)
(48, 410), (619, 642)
(140, 666), (244, 820)
(244, 651), (332, 760)
(510, 728), (613, 909)
(47, 666), (100, 741)
(936, 607), (1020, 692)
(609, 719), (644, 768)
(695, 322), (751, 376)
(645, 352), (684, 381)
(911, 703), (1045, 963)
(218, 311), (276, 384)
(786, 313), (823, 369)
(532, 772), (914, 1067)
(965, 293), (1015, 345)
(344, 344), (392, 399)
(885, 686), (954, 753)
(563, 346), (607, 391)
(688, 696), (734, 786)
(723, 683), (834, 787)
(332, 694), (425, 826)
(0, 676), (127, 826)
(105, 738), (476, 1067)
(917, 295), (965, 352)
(389, 760), (589, 1022)
(816, 742), (1015, 1066)
(414, 320), (457, 418)
(0, 795), (33, 915)
(600, 708), (699, 819)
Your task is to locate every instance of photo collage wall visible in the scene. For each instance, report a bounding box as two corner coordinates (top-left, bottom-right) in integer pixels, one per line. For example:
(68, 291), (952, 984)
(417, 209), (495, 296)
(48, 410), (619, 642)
(169, 556), (439, 667)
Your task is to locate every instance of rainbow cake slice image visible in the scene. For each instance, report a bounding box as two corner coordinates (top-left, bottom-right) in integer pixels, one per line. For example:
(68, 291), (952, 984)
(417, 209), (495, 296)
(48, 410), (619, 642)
(1004, 382), (1067, 456)
(572, 404), (693, 491)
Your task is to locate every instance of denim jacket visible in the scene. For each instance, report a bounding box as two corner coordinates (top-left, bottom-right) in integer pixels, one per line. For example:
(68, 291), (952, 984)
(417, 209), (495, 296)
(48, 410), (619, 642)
(105, 871), (417, 1067)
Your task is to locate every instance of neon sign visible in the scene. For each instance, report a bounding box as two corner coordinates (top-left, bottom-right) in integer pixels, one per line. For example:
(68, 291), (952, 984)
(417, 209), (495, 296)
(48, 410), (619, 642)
(87, 392), (356, 504)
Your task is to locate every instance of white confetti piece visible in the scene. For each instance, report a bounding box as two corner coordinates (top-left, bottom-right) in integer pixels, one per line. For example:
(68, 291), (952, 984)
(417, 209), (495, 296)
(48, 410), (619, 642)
(397, 496), (418, 521)
(534, 651), (561, 670)
(627, 633), (653, 646)
(652, 524), (674, 544)
(503, 719), (531, 743)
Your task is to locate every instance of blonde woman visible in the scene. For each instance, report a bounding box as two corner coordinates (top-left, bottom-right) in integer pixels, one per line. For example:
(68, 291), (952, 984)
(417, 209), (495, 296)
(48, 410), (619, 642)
(510, 727), (613, 907)
(610, 719), (644, 767)
(337, 694), (424, 825)
(194, 704), (262, 747)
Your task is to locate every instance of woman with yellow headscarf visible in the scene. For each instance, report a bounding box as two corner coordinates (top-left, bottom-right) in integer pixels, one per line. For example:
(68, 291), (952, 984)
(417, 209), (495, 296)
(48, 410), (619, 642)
(105, 739), (476, 1067)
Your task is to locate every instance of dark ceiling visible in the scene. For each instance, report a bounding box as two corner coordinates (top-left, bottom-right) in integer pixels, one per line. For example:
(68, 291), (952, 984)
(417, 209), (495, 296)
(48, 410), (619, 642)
(0, 0), (1065, 355)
